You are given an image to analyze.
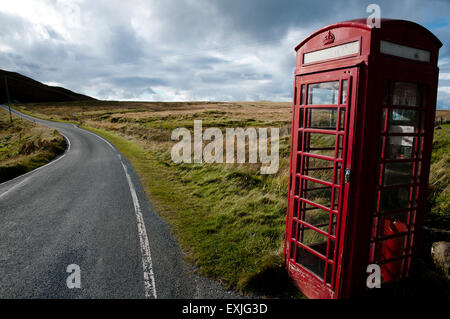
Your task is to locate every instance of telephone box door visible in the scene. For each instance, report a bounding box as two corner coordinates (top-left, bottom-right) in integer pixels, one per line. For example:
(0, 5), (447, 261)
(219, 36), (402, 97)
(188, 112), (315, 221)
(286, 67), (358, 299)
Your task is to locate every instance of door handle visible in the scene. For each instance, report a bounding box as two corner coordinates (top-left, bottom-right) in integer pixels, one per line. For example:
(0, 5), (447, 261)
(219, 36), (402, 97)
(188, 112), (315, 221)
(344, 169), (351, 183)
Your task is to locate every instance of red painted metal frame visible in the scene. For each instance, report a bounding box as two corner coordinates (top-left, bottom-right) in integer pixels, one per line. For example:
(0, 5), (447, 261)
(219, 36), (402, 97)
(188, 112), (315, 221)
(284, 19), (442, 299)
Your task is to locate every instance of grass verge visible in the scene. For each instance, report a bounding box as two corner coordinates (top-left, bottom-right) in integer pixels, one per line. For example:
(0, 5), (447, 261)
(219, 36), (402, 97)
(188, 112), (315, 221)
(0, 107), (67, 183)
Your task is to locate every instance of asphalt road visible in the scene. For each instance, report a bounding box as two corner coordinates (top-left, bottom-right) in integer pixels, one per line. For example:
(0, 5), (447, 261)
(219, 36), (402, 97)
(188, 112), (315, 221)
(0, 105), (237, 299)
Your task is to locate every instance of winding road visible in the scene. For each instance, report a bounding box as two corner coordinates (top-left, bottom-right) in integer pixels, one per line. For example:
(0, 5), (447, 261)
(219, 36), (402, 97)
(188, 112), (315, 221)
(0, 105), (236, 299)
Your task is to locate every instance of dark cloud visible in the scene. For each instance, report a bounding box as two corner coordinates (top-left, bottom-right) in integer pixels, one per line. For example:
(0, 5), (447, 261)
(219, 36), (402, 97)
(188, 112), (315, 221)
(214, 0), (344, 41)
(109, 76), (166, 88)
(107, 26), (146, 63)
(45, 26), (62, 40)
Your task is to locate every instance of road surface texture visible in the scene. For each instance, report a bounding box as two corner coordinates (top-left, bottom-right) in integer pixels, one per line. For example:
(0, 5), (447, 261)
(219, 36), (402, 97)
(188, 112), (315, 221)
(0, 105), (238, 299)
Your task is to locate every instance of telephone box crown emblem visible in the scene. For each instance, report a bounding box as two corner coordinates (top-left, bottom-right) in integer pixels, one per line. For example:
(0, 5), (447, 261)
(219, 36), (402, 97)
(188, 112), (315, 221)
(324, 31), (335, 45)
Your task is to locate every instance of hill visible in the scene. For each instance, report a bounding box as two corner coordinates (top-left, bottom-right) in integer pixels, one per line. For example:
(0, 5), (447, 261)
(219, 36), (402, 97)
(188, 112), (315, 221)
(0, 69), (94, 104)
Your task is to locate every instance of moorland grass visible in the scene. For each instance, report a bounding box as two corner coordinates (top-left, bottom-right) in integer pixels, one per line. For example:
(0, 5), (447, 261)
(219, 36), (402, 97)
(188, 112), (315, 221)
(0, 107), (67, 183)
(428, 123), (450, 226)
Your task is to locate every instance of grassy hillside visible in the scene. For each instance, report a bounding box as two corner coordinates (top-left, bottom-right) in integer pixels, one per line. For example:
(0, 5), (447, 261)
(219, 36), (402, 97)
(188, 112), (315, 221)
(13, 102), (450, 296)
(0, 107), (67, 182)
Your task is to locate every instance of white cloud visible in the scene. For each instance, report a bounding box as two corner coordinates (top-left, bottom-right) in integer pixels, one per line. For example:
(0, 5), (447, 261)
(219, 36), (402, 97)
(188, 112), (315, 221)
(438, 86), (450, 94)
(42, 81), (62, 87)
(437, 86), (450, 109)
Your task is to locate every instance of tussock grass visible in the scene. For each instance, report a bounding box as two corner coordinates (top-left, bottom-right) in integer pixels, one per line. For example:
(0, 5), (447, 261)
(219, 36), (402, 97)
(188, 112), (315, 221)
(0, 107), (66, 182)
(428, 123), (450, 226)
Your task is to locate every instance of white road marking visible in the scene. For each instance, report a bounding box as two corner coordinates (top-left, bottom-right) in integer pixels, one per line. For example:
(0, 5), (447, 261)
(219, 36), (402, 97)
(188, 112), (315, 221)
(120, 160), (158, 299)
(0, 176), (32, 199)
(81, 127), (158, 299)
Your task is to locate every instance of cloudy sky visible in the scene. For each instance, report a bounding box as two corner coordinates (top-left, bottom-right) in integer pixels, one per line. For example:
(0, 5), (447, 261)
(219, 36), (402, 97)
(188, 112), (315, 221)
(0, 0), (449, 108)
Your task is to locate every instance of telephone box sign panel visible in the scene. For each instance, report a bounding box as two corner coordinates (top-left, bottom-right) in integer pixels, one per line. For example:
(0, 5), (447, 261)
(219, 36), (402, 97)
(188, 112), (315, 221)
(285, 19), (442, 299)
(380, 40), (431, 62)
(303, 41), (360, 64)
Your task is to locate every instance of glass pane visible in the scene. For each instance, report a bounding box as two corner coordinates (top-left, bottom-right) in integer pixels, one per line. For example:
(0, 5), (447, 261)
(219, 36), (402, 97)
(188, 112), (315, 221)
(329, 214), (337, 236)
(379, 212), (410, 237)
(381, 260), (405, 283)
(303, 179), (332, 208)
(295, 154), (301, 174)
(334, 163), (342, 184)
(299, 224), (329, 250)
(295, 245), (326, 279)
(381, 187), (410, 212)
(297, 131), (303, 152)
(384, 162), (413, 185)
(298, 108), (304, 128)
(303, 157), (334, 183)
(294, 176), (300, 196)
(293, 197), (299, 218)
(341, 80), (348, 104)
(308, 81), (339, 105)
(339, 108), (345, 131)
(377, 235), (409, 261)
(301, 203), (330, 232)
(307, 108), (337, 129)
(300, 84), (305, 105)
(306, 132), (336, 156)
(389, 109), (419, 133)
(328, 239), (335, 260)
(392, 82), (420, 106)
(332, 188), (340, 211)
(386, 136), (417, 159)
(337, 135), (343, 158)
(291, 220), (297, 239)
(326, 262), (333, 284)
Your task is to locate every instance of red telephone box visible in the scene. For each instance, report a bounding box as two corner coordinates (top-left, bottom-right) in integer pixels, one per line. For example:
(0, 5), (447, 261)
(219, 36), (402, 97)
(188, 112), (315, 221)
(284, 19), (442, 299)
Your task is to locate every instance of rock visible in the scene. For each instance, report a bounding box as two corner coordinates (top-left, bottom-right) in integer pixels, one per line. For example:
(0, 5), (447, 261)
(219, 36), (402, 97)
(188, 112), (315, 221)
(431, 241), (450, 280)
